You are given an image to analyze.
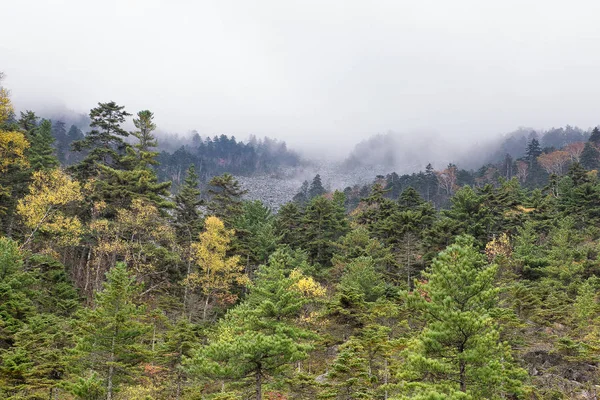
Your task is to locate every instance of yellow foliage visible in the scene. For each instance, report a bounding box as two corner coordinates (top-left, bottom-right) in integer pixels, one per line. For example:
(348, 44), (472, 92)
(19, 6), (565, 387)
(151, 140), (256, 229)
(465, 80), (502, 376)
(90, 199), (176, 277)
(0, 130), (29, 173)
(0, 87), (13, 125)
(115, 382), (162, 400)
(291, 269), (326, 298)
(485, 233), (512, 262)
(17, 169), (83, 246)
(187, 216), (248, 303)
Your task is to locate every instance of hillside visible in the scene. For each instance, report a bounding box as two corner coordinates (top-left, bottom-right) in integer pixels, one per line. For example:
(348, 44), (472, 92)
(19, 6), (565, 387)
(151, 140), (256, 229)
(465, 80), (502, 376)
(5, 81), (600, 399)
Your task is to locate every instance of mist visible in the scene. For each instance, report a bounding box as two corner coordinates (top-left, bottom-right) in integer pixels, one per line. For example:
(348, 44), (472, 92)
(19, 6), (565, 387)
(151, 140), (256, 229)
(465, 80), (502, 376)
(2, 1), (600, 159)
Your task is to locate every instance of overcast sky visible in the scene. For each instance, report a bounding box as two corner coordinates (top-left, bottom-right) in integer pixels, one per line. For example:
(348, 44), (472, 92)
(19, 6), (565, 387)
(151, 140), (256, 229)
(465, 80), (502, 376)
(2, 0), (600, 155)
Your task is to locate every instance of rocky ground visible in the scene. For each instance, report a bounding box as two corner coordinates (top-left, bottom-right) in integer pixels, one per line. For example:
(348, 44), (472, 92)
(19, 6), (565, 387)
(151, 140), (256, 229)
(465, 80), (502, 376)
(235, 161), (391, 210)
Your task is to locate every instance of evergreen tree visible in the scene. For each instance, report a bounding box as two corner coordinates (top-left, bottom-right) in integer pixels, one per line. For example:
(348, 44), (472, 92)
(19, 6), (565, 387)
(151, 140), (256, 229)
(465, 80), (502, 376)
(580, 142), (600, 170)
(60, 124), (85, 164)
(355, 182), (398, 240)
(70, 101), (131, 181)
(97, 109), (171, 211)
(207, 173), (248, 225)
(186, 254), (320, 400)
(589, 127), (600, 146)
(29, 119), (59, 171)
(0, 238), (35, 350)
(233, 200), (280, 274)
(174, 165), (203, 243)
(524, 138), (546, 187)
(71, 263), (150, 400)
(397, 187), (425, 211)
(292, 180), (310, 206)
(1, 313), (73, 399)
(275, 202), (303, 248)
(17, 110), (38, 139)
(308, 174), (326, 199)
(301, 192), (349, 268)
(399, 236), (526, 398)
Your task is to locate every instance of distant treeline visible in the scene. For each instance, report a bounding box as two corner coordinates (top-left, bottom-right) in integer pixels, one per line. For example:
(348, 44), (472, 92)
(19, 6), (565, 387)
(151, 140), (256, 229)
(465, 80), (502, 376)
(298, 126), (600, 211)
(155, 134), (302, 185)
(46, 119), (302, 186)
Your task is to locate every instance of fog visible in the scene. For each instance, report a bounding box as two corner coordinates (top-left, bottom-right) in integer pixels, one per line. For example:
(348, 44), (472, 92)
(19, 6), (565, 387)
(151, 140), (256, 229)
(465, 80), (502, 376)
(2, 0), (600, 159)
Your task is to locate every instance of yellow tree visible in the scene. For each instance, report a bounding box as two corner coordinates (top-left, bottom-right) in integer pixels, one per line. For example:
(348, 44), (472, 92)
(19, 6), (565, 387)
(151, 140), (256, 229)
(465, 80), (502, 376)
(0, 72), (14, 125)
(0, 73), (30, 214)
(17, 169), (83, 251)
(186, 216), (248, 320)
(88, 199), (178, 297)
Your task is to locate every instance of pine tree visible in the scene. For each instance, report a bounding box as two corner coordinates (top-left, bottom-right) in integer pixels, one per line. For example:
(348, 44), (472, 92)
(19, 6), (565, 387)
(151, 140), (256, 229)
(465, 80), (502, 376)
(29, 119), (59, 171)
(355, 182), (398, 240)
(399, 236), (526, 399)
(207, 173), (248, 225)
(275, 202), (303, 247)
(2, 313), (73, 399)
(292, 180), (310, 206)
(70, 101), (131, 181)
(0, 237), (35, 350)
(301, 193), (349, 268)
(524, 138), (547, 187)
(186, 255), (320, 400)
(174, 165), (203, 243)
(71, 262), (151, 400)
(397, 187), (425, 211)
(589, 127), (600, 146)
(308, 174), (326, 199)
(233, 200), (280, 274)
(17, 110), (38, 139)
(580, 142), (600, 170)
(60, 124), (85, 164)
(97, 109), (172, 211)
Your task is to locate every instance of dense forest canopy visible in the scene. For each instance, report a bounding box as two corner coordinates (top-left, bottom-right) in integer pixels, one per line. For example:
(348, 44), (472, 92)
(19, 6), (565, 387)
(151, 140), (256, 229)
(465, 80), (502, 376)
(4, 73), (600, 400)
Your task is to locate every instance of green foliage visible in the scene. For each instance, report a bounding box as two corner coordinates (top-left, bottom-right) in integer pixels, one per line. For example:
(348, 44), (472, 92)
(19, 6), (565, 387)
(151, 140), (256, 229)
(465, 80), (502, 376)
(301, 192), (349, 268)
(186, 254), (319, 399)
(174, 164), (203, 243)
(29, 119), (59, 171)
(70, 101), (131, 181)
(399, 236), (526, 399)
(70, 262), (151, 399)
(207, 173), (248, 226)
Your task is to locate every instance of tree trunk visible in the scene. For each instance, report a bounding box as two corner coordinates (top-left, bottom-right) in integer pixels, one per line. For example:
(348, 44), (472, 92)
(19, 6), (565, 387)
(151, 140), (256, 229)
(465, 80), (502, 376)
(107, 317), (118, 400)
(202, 295), (210, 321)
(459, 360), (466, 392)
(255, 368), (262, 400)
(384, 358), (388, 400)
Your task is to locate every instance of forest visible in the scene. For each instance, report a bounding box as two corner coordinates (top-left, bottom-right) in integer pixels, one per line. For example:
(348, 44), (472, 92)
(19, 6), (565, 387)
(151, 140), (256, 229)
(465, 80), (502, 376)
(3, 73), (600, 400)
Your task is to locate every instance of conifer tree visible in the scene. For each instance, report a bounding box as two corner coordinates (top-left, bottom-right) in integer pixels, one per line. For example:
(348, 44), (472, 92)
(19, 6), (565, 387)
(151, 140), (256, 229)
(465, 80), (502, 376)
(589, 127), (600, 146)
(292, 180), (310, 206)
(17, 110), (38, 139)
(174, 165), (203, 243)
(233, 200), (280, 274)
(399, 236), (526, 399)
(71, 262), (150, 400)
(186, 254), (321, 400)
(97, 109), (172, 211)
(580, 142), (600, 170)
(308, 174), (326, 199)
(275, 202), (303, 247)
(301, 192), (349, 268)
(29, 119), (59, 171)
(207, 173), (248, 225)
(70, 101), (131, 181)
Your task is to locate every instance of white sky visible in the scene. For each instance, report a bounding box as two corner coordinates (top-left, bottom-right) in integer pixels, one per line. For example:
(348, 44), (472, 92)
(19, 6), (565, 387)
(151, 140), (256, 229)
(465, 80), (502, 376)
(2, 0), (600, 154)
